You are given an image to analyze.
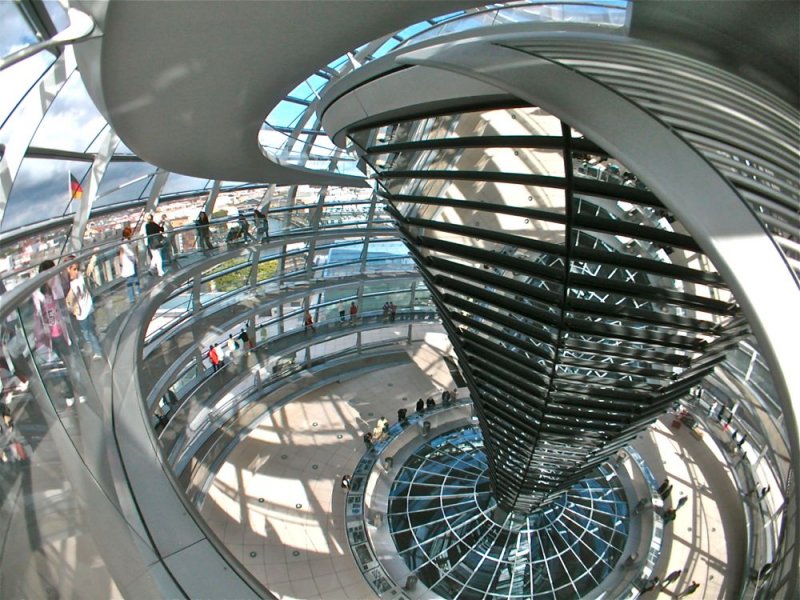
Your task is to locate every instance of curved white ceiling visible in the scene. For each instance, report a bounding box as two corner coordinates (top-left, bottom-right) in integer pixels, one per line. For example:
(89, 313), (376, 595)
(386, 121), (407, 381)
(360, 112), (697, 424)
(72, 0), (485, 186)
(72, 0), (798, 188)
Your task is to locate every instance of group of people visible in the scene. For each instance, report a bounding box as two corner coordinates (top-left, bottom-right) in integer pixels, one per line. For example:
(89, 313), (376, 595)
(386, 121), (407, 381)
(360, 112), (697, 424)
(117, 213), (177, 298)
(308, 298), (403, 333)
(21, 257), (105, 407)
(361, 389), (459, 452)
(362, 416), (391, 449)
(414, 389), (456, 414)
(337, 301), (359, 323)
(207, 327), (254, 372)
(1, 255), (104, 409)
(631, 476), (704, 597)
(195, 208), (270, 251)
(382, 301), (397, 322)
(372, 416), (390, 441)
(119, 206), (273, 295)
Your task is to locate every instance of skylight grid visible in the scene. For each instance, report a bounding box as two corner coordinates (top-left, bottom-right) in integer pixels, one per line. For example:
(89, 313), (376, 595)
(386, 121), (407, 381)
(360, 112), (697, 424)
(388, 427), (630, 599)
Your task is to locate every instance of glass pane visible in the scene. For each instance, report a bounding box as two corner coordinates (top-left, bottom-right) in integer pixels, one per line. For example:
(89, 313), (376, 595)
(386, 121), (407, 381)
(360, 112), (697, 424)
(0, 4), (55, 125)
(375, 146), (564, 177)
(94, 162), (155, 208)
(3, 158), (89, 231)
(161, 173), (212, 197)
(30, 72), (107, 152)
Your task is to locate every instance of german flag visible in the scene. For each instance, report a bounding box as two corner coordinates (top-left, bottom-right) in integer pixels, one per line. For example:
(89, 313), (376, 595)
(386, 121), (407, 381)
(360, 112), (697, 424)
(70, 172), (83, 201)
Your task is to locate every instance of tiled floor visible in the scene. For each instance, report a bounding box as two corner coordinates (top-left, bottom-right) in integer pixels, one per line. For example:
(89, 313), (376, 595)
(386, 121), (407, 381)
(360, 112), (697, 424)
(200, 333), (457, 599)
(632, 418), (747, 598)
(200, 333), (745, 600)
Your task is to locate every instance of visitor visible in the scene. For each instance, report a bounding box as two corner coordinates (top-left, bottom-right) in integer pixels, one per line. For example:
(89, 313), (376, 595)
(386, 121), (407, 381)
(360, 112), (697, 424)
(227, 333), (238, 356)
(144, 213), (164, 276)
(237, 211), (255, 243)
(215, 340), (225, 367)
(119, 226), (141, 303)
(209, 345), (220, 372)
(65, 260), (103, 358)
(349, 301), (358, 322)
(195, 211), (214, 251)
(641, 576), (659, 594)
(160, 214), (178, 262)
(239, 327), (253, 351)
(32, 260), (79, 406)
(253, 207), (269, 242)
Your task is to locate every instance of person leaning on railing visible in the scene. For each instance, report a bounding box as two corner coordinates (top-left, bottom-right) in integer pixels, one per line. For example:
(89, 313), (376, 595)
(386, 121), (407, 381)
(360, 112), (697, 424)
(195, 211), (215, 252)
(253, 207), (269, 242)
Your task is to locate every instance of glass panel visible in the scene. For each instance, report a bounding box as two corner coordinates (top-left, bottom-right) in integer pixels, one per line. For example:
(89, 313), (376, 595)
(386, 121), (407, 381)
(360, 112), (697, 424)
(320, 201), (372, 227)
(42, 0), (70, 30)
(84, 204), (147, 246)
(94, 162), (156, 208)
(30, 72), (107, 152)
(0, 4), (55, 126)
(321, 241), (365, 276)
(365, 239), (413, 271)
(0, 225), (71, 291)
(384, 179), (566, 219)
(200, 258), (251, 295)
(161, 174), (212, 196)
(572, 148), (647, 189)
(357, 108), (564, 148)
(376, 146), (564, 177)
(145, 285), (193, 342)
(3, 158), (89, 231)
(0, 256), (171, 597)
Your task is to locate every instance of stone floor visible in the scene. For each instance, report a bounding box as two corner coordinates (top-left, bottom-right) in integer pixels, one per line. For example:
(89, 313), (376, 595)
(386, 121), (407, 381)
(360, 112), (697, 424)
(199, 333), (747, 600)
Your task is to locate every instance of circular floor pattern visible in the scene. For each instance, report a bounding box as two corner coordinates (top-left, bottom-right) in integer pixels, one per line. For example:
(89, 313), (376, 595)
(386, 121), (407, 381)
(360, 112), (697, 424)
(388, 427), (630, 599)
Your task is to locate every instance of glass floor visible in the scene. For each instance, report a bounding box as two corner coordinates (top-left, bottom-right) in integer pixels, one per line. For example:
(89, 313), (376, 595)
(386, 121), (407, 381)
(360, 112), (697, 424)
(388, 427), (630, 599)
